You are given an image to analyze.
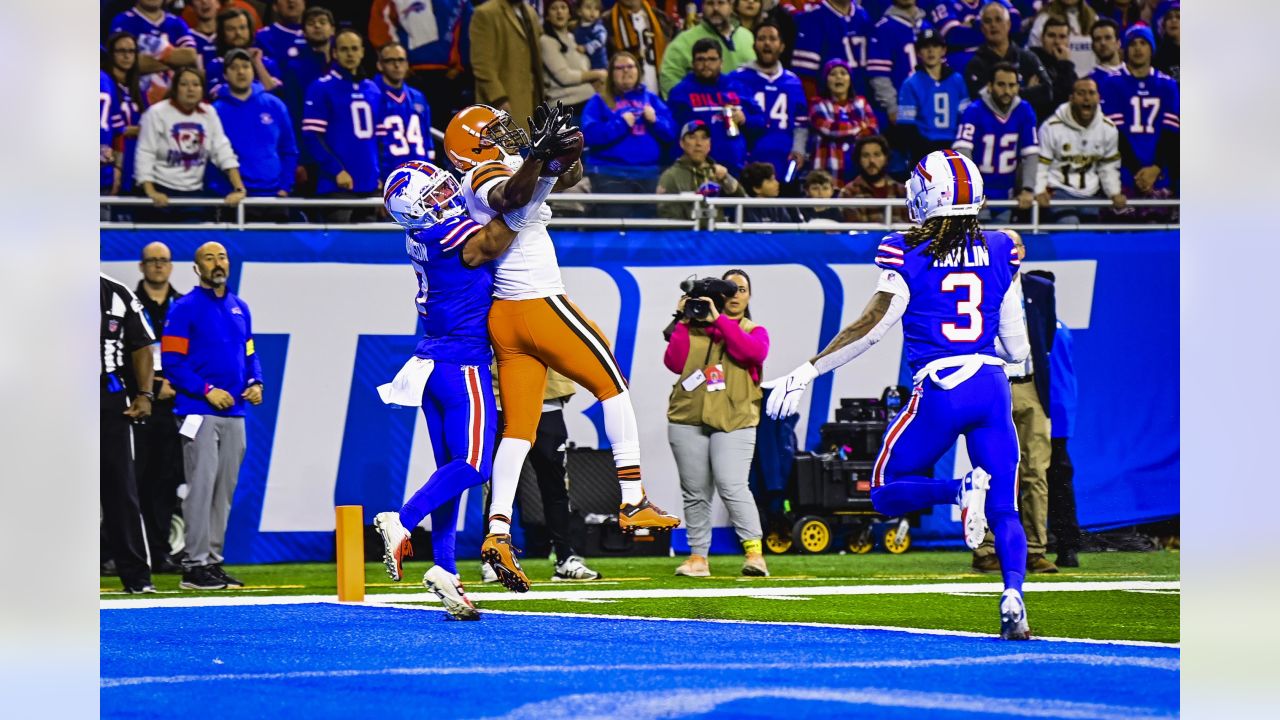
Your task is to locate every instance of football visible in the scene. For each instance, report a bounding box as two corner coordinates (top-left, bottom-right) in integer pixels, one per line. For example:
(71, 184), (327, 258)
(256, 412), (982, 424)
(542, 130), (584, 177)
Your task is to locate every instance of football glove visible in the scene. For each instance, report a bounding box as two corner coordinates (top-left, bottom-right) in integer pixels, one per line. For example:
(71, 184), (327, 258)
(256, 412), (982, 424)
(762, 362), (818, 419)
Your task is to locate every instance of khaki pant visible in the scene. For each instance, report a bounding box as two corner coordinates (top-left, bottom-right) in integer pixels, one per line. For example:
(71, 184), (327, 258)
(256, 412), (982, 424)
(976, 378), (1051, 556)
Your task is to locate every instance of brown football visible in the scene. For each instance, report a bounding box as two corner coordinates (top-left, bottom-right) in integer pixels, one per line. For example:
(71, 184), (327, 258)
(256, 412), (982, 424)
(543, 131), (584, 176)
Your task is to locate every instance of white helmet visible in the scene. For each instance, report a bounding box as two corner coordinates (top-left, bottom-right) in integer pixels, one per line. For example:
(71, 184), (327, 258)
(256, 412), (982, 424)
(905, 149), (985, 224)
(382, 160), (467, 230)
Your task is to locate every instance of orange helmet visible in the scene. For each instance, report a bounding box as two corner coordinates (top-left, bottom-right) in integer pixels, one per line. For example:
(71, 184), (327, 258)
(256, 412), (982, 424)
(443, 104), (530, 172)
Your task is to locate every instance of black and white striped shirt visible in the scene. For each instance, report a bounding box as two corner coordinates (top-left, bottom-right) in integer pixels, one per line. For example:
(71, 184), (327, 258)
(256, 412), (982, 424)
(100, 273), (156, 383)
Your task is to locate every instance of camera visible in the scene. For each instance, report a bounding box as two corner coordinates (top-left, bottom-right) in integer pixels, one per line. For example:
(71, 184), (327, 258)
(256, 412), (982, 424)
(679, 276), (739, 321)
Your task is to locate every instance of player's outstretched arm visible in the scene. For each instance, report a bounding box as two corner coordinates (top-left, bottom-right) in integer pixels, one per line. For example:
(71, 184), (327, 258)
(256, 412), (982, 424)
(461, 217), (520, 267)
(486, 102), (573, 213)
(763, 290), (905, 420)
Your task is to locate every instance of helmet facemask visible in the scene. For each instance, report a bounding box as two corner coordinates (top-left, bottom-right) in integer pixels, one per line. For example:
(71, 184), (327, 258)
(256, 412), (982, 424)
(481, 110), (530, 157)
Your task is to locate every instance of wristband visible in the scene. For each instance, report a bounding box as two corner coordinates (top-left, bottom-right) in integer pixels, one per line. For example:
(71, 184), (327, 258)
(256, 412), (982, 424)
(137, 390), (155, 401)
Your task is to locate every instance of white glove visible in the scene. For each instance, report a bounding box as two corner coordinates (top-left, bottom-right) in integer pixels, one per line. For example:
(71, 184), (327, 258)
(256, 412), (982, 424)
(763, 361), (818, 419)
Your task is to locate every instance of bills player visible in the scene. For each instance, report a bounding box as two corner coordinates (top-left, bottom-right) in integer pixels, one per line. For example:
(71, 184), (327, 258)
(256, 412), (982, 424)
(370, 108), (569, 619)
(765, 150), (1033, 640)
(443, 102), (681, 593)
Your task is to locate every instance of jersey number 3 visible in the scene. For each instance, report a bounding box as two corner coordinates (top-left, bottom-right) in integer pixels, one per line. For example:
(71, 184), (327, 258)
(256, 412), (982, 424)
(941, 272), (983, 342)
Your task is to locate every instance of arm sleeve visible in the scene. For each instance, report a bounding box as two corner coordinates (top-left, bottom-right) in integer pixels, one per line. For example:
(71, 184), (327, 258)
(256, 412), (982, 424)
(738, 86), (766, 132)
(134, 107), (159, 186)
(996, 278), (1030, 364)
(663, 321), (691, 374)
(812, 289), (907, 376)
(276, 102), (299, 192)
(869, 76), (897, 113)
(160, 301), (210, 397)
(243, 302), (264, 384)
(714, 314), (770, 367)
(1034, 120), (1053, 194)
(648, 94), (677, 144)
(302, 83), (344, 177)
(206, 110), (239, 171)
(470, 10), (507, 106)
(666, 84), (692, 126)
(1016, 114), (1039, 190)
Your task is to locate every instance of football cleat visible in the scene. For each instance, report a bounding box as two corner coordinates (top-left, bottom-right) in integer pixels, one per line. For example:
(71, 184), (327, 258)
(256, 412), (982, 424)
(424, 565), (480, 621)
(618, 496), (681, 533)
(999, 588), (1032, 640)
(552, 555), (601, 581)
(373, 511), (413, 581)
(958, 467), (991, 550)
(480, 534), (530, 593)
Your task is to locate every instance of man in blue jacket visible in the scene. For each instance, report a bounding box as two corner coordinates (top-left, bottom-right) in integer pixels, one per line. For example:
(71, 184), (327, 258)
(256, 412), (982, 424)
(1044, 313), (1081, 568)
(666, 38), (763, 175)
(162, 242), (264, 591)
(212, 48), (298, 222)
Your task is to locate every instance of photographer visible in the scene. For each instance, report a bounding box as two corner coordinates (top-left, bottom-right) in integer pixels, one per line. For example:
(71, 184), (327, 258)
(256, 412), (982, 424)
(663, 270), (770, 578)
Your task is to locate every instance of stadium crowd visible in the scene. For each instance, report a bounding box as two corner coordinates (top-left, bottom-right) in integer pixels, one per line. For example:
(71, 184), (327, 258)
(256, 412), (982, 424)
(99, 0), (1179, 223)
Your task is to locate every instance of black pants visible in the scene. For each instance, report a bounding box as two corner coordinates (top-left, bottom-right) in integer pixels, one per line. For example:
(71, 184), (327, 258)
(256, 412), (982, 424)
(526, 409), (580, 560)
(101, 393), (152, 587)
(134, 405), (184, 564)
(1047, 437), (1081, 552)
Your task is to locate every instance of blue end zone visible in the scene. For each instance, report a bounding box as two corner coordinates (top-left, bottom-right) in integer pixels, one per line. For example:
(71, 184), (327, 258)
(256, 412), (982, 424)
(101, 604), (1178, 719)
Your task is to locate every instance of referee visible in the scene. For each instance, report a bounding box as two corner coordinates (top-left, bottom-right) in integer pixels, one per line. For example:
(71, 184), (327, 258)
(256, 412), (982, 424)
(100, 273), (158, 594)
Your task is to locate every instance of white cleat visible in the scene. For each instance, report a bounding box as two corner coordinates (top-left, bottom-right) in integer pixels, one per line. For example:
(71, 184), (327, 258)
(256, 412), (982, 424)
(999, 588), (1031, 640)
(552, 555), (602, 581)
(424, 565), (480, 621)
(480, 561), (500, 584)
(373, 512), (412, 581)
(958, 467), (991, 550)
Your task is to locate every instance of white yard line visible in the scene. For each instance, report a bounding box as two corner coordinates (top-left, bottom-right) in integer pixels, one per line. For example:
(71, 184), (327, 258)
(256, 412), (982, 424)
(101, 652), (1178, 689)
(101, 580), (1179, 610)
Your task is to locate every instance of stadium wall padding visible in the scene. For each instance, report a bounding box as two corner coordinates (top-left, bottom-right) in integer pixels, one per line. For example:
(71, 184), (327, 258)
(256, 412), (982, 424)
(101, 229), (1179, 562)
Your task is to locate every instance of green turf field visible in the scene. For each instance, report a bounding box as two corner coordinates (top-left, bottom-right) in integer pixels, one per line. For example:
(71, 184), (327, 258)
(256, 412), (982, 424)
(101, 550), (1179, 643)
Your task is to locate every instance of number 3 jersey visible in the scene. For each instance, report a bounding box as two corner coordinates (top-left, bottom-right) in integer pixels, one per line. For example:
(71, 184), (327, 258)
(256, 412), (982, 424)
(405, 215), (494, 365)
(875, 229), (1020, 374)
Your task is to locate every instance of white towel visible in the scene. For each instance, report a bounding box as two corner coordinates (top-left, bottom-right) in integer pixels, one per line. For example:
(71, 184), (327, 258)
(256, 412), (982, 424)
(912, 354), (1006, 390)
(378, 356), (434, 407)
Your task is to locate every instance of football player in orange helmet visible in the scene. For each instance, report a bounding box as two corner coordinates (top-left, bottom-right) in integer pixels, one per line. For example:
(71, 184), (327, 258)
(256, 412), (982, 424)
(443, 104), (530, 173)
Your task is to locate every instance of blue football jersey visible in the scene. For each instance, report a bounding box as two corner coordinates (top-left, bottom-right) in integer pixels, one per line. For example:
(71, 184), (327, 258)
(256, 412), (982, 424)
(876, 229), (1020, 372)
(376, 76), (435, 176)
(952, 96), (1038, 197)
(1099, 67), (1180, 187)
(301, 70), (387, 194)
(191, 29), (218, 71)
(257, 22), (308, 66)
(866, 11), (931, 93)
(793, 1), (874, 86)
(923, 0), (1020, 49)
(731, 65), (808, 179)
(100, 71), (122, 189)
(109, 8), (195, 101)
(898, 68), (969, 143)
(406, 215), (494, 365)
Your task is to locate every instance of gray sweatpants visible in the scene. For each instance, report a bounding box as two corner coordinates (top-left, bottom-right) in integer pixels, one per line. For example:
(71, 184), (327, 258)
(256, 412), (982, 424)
(668, 423), (762, 556)
(180, 415), (246, 568)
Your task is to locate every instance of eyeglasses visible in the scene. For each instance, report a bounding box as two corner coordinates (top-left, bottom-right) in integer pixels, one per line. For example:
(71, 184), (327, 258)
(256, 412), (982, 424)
(142, 258), (171, 266)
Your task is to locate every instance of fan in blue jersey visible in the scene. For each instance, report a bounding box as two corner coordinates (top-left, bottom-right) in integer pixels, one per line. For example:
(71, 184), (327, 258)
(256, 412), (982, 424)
(924, 0), (1021, 70)
(100, 70), (124, 193)
(187, 0), (221, 70)
(898, 29), (969, 161)
(280, 6), (335, 145)
(205, 9), (283, 97)
(792, 0), (874, 97)
(109, 0), (199, 105)
(765, 149), (1033, 640)
(866, 0), (931, 124)
(301, 29), (386, 219)
(952, 62), (1038, 216)
(667, 39), (765, 175)
(1098, 25), (1179, 194)
(731, 23), (809, 183)
(375, 42), (436, 178)
(257, 0), (309, 66)
(371, 107), (578, 618)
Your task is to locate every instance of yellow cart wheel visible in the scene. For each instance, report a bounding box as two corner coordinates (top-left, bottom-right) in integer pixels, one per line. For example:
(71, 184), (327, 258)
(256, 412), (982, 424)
(847, 531), (874, 554)
(765, 530), (793, 554)
(882, 523), (911, 554)
(792, 516), (832, 554)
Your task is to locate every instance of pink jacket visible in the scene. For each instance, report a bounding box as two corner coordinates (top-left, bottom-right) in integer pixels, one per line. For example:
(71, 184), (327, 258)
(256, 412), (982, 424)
(663, 315), (770, 383)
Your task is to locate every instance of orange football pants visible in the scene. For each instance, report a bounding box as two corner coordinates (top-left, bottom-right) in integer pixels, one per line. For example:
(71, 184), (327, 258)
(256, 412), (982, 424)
(488, 294), (628, 442)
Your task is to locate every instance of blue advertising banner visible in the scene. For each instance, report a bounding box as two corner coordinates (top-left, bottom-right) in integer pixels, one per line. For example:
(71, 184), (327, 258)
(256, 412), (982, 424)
(101, 229), (1178, 561)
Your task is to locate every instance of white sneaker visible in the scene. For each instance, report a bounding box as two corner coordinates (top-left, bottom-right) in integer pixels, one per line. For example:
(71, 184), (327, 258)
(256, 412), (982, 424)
(999, 588), (1031, 640)
(480, 561), (500, 584)
(958, 468), (991, 550)
(552, 555), (601, 581)
(373, 512), (412, 581)
(424, 565), (480, 621)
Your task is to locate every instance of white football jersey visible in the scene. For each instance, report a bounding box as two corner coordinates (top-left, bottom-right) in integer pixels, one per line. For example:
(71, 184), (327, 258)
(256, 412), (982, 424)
(461, 159), (565, 300)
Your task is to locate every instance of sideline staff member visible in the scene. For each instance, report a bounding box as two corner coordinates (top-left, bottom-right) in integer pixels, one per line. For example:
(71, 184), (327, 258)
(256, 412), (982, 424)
(100, 273), (157, 594)
(162, 242), (264, 591)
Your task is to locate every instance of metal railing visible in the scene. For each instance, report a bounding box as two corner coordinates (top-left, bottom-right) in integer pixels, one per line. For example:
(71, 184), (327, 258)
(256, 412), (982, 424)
(98, 194), (1178, 233)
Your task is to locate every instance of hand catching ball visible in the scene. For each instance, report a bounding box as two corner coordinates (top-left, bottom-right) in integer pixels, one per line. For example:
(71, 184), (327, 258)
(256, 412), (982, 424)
(542, 130), (583, 177)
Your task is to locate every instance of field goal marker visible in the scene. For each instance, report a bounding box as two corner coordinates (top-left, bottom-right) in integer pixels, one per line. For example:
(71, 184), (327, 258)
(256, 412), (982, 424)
(336, 505), (364, 602)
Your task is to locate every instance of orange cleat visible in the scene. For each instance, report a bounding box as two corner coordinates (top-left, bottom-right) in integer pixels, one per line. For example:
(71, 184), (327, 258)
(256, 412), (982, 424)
(618, 496), (681, 533)
(480, 533), (530, 593)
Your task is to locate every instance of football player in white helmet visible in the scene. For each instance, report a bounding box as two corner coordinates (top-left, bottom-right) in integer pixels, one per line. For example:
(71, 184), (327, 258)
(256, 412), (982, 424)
(764, 150), (1036, 640)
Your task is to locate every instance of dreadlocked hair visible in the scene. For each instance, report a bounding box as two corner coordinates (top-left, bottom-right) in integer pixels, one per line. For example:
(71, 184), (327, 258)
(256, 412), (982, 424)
(903, 216), (987, 261)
